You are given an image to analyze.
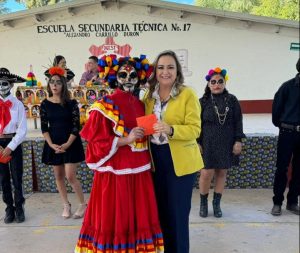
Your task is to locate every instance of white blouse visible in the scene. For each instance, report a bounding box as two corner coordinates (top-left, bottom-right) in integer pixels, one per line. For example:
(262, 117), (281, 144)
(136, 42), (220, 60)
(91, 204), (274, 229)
(150, 84), (179, 145)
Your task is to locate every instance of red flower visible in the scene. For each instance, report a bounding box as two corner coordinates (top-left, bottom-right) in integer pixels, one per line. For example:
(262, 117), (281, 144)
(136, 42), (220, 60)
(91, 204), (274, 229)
(49, 67), (65, 77)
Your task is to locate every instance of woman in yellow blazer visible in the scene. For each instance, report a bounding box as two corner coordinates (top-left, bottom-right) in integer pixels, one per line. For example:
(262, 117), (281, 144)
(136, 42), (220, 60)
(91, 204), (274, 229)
(144, 50), (204, 253)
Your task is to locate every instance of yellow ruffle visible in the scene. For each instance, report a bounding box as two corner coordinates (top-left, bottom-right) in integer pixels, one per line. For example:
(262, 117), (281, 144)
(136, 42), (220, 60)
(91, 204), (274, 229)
(89, 99), (147, 151)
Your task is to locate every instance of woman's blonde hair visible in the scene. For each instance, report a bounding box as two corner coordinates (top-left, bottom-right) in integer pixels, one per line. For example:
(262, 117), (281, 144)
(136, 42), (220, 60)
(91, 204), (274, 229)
(146, 50), (184, 99)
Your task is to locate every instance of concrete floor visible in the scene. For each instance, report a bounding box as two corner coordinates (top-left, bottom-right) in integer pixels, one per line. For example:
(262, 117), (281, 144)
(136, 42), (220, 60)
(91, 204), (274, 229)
(0, 189), (299, 253)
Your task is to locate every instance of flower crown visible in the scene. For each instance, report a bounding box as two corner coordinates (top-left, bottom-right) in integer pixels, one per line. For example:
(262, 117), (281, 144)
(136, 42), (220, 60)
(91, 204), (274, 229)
(119, 55), (153, 84)
(48, 66), (65, 77)
(205, 67), (229, 82)
(98, 54), (153, 86)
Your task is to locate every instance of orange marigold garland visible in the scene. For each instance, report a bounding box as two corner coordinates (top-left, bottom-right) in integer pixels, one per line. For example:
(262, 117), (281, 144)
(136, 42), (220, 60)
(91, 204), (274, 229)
(48, 66), (66, 77)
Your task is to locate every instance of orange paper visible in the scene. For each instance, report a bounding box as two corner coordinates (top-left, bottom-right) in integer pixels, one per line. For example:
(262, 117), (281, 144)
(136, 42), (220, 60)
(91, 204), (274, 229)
(0, 155), (12, 164)
(136, 114), (157, 136)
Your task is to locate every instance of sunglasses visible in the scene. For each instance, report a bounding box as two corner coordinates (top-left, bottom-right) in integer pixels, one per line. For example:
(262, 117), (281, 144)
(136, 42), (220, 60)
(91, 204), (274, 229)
(117, 71), (138, 79)
(210, 79), (224, 85)
(0, 80), (11, 86)
(49, 79), (63, 85)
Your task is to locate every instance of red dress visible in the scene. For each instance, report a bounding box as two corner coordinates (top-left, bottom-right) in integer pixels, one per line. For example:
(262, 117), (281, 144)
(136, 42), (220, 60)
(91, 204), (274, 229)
(75, 89), (164, 253)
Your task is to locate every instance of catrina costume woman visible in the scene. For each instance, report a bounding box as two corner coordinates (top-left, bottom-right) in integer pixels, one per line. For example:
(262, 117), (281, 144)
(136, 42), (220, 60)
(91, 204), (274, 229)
(0, 68), (27, 224)
(74, 55), (164, 253)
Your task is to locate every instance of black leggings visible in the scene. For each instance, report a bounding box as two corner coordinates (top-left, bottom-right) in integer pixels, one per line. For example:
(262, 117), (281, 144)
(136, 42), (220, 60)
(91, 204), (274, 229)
(273, 128), (300, 205)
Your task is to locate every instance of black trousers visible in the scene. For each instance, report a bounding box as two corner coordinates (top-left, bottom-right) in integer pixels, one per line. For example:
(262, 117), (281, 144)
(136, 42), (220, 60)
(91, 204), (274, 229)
(0, 138), (24, 209)
(151, 143), (196, 253)
(273, 128), (300, 205)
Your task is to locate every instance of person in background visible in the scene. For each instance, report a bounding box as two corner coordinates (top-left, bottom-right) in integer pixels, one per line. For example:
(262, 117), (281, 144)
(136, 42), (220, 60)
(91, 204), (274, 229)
(40, 66), (86, 219)
(198, 67), (244, 218)
(0, 68), (27, 223)
(271, 58), (300, 216)
(143, 50), (203, 253)
(79, 56), (101, 86)
(74, 55), (163, 253)
(45, 55), (75, 87)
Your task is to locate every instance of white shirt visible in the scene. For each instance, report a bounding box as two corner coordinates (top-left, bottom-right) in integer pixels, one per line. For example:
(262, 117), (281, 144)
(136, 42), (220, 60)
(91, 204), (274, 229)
(150, 83), (179, 145)
(1, 94), (27, 151)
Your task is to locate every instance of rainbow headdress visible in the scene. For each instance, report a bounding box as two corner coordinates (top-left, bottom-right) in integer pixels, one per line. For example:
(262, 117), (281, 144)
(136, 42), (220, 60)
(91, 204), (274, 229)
(98, 54), (153, 87)
(118, 54), (154, 84)
(26, 66), (37, 86)
(98, 54), (119, 86)
(205, 67), (229, 82)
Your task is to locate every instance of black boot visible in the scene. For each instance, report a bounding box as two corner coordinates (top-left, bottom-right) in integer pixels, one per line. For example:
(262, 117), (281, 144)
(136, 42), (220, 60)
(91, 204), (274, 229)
(212, 192), (222, 218)
(286, 203), (300, 215)
(199, 194), (208, 217)
(15, 205), (25, 223)
(4, 206), (15, 224)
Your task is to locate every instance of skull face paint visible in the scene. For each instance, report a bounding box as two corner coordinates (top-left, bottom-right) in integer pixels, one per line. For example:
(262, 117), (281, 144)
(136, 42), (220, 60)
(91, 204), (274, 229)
(117, 64), (138, 92)
(0, 79), (13, 98)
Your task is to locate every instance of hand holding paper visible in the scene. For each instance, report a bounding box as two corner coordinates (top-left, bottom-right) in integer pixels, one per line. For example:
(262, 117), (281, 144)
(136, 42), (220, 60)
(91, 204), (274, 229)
(0, 146), (12, 164)
(0, 155), (12, 164)
(136, 114), (157, 136)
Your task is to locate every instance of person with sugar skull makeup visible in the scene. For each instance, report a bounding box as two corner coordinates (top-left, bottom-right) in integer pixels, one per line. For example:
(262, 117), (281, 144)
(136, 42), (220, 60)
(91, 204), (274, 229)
(74, 55), (164, 253)
(0, 68), (27, 224)
(117, 62), (139, 92)
(40, 66), (86, 219)
(197, 67), (244, 219)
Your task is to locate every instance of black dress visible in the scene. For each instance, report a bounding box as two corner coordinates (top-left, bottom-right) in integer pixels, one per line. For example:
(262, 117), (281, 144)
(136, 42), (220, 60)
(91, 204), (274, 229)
(40, 99), (85, 165)
(198, 91), (245, 169)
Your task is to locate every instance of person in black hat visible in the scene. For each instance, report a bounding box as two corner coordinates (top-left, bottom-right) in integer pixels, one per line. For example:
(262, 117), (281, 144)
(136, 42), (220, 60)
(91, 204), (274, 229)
(0, 68), (27, 223)
(271, 58), (300, 216)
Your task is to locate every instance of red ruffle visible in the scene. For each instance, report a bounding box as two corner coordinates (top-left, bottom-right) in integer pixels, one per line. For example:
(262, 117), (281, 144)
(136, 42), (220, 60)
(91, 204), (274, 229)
(75, 171), (164, 253)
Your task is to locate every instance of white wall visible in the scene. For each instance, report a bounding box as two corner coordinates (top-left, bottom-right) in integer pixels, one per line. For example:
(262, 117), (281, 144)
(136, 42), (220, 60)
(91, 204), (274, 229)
(0, 2), (298, 100)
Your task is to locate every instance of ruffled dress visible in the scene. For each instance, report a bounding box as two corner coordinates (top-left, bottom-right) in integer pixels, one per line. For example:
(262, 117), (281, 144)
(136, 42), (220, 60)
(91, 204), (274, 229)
(74, 89), (164, 253)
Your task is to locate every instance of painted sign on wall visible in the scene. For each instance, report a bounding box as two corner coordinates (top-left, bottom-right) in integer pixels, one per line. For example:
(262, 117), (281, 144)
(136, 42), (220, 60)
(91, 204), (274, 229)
(37, 22), (192, 38)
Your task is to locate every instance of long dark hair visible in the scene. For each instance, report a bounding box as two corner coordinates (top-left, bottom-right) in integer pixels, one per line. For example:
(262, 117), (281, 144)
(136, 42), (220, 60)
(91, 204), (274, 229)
(53, 55), (65, 66)
(146, 50), (184, 99)
(47, 74), (70, 105)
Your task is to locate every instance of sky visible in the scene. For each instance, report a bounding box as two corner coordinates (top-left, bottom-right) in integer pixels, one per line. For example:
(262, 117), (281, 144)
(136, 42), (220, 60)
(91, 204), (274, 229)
(3, 0), (194, 13)
(4, 0), (26, 12)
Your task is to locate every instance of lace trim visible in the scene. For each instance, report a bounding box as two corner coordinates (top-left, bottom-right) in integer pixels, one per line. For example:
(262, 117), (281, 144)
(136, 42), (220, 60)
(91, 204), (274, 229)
(86, 162), (152, 175)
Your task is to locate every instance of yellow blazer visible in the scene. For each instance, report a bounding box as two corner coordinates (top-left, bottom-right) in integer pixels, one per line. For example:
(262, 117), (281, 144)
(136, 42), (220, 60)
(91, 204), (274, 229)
(144, 86), (204, 176)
